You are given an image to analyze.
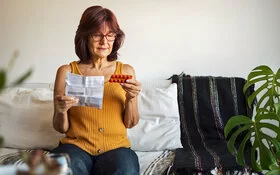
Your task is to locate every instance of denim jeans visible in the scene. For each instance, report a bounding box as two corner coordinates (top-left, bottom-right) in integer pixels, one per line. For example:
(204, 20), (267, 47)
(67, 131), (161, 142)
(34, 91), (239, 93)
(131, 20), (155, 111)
(51, 144), (139, 175)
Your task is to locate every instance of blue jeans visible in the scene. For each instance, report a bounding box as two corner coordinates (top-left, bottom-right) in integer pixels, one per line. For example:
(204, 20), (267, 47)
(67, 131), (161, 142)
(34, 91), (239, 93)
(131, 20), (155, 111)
(51, 144), (139, 175)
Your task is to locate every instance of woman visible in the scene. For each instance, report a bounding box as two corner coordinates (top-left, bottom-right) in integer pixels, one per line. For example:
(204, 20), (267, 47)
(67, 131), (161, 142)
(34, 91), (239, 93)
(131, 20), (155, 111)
(51, 5), (141, 175)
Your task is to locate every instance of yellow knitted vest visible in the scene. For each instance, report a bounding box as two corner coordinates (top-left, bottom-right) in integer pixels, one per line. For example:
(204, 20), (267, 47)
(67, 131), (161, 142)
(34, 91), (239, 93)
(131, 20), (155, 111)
(60, 61), (130, 155)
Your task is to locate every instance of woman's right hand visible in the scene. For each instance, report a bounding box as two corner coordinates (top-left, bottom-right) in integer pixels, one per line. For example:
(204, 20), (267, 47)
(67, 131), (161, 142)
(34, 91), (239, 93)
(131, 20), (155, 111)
(54, 95), (79, 113)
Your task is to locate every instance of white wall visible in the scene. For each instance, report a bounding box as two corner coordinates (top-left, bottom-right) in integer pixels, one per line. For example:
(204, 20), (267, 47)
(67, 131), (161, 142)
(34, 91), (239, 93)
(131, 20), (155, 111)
(1, 0), (279, 83)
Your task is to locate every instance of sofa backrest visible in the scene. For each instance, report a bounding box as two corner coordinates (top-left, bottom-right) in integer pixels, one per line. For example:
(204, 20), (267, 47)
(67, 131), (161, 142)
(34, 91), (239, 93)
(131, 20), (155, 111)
(0, 80), (182, 153)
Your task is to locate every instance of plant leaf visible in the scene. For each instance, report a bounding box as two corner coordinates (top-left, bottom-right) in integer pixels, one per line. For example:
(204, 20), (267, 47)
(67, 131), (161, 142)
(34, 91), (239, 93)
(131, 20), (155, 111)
(225, 65), (280, 173)
(247, 82), (269, 108)
(0, 69), (7, 93)
(237, 131), (252, 165)
(276, 149), (280, 162)
(259, 145), (276, 170)
(265, 169), (280, 175)
(264, 135), (280, 160)
(8, 50), (19, 71)
(260, 133), (280, 156)
(255, 112), (279, 122)
(224, 115), (253, 138)
(251, 65), (273, 74)
(257, 123), (280, 136)
(252, 130), (277, 170)
(243, 65), (279, 112)
(10, 68), (33, 86)
(0, 136), (3, 148)
(257, 88), (278, 112)
(247, 65), (274, 80)
(227, 125), (252, 155)
(251, 143), (262, 171)
(275, 102), (280, 116)
(243, 76), (271, 94)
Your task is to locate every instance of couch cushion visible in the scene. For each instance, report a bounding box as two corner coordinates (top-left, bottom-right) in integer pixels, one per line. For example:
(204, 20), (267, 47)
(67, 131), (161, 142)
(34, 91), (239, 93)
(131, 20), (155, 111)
(127, 80), (183, 151)
(0, 87), (64, 150)
(171, 74), (254, 174)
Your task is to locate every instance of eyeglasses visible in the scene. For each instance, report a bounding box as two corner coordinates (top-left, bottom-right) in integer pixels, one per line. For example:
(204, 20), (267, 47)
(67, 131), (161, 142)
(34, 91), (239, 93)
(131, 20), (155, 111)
(91, 33), (116, 42)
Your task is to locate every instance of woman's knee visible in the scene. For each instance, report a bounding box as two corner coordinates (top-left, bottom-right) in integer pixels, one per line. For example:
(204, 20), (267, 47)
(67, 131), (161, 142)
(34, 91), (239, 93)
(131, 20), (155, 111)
(51, 144), (93, 175)
(94, 147), (139, 175)
(70, 157), (91, 175)
(117, 148), (139, 174)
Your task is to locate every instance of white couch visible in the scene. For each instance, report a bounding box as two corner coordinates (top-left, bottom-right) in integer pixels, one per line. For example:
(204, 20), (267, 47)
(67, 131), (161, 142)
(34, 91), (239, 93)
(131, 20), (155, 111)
(0, 80), (182, 175)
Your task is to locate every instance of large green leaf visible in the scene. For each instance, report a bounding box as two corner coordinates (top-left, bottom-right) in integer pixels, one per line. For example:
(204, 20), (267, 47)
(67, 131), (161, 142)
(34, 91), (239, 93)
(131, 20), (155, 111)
(225, 65), (280, 173)
(224, 115), (253, 138)
(249, 134), (276, 171)
(243, 65), (274, 92)
(237, 132), (252, 165)
(225, 113), (280, 171)
(248, 65), (274, 80)
(227, 124), (252, 155)
(243, 65), (280, 112)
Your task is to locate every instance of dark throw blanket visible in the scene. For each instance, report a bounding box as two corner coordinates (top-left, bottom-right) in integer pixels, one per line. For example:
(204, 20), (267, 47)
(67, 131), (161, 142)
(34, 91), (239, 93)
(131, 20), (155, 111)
(171, 73), (255, 174)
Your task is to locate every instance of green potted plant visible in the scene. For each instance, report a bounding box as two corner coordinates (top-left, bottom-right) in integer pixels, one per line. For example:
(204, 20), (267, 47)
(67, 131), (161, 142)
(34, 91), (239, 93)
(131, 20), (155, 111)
(0, 51), (33, 147)
(224, 65), (280, 175)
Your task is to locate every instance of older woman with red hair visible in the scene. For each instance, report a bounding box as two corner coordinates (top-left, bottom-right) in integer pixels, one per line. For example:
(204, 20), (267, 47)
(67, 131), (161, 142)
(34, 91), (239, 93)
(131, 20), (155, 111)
(51, 5), (141, 175)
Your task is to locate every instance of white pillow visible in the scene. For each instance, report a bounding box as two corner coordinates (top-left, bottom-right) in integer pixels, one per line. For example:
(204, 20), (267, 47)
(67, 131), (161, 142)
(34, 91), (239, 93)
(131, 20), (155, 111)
(0, 87), (64, 150)
(127, 82), (182, 151)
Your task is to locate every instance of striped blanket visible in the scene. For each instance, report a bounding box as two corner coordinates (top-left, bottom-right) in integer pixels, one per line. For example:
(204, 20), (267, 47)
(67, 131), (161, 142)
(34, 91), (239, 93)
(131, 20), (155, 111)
(171, 74), (255, 174)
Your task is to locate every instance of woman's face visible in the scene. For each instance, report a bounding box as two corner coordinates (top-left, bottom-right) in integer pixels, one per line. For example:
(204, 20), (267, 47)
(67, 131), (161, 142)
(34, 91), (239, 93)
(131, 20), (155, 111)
(88, 23), (116, 59)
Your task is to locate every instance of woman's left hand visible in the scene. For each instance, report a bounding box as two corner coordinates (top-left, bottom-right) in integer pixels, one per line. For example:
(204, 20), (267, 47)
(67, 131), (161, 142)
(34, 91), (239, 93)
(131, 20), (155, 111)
(121, 79), (141, 100)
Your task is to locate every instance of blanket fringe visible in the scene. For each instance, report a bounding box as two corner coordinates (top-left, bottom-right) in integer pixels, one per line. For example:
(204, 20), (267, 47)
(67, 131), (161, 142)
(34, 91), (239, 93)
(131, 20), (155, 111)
(168, 166), (263, 175)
